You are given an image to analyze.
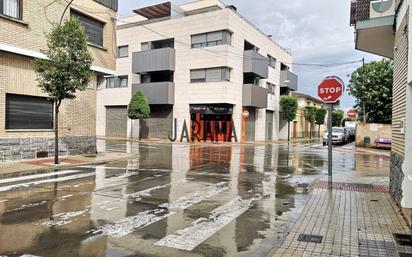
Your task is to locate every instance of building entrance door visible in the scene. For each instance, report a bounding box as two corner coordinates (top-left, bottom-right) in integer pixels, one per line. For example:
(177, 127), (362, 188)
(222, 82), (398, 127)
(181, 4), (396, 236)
(190, 104), (233, 142)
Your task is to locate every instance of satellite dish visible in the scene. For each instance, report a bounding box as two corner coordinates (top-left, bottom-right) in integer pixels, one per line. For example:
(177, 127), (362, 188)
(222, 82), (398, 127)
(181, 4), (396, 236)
(372, 0), (393, 13)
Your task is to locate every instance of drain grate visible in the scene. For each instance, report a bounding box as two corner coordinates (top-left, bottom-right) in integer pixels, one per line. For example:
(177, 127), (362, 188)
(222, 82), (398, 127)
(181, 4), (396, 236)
(315, 181), (389, 192)
(394, 233), (412, 246)
(297, 234), (323, 243)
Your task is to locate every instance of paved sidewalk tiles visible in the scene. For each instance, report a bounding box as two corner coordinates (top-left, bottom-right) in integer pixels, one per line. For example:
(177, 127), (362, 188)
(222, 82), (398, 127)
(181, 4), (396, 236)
(273, 184), (411, 257)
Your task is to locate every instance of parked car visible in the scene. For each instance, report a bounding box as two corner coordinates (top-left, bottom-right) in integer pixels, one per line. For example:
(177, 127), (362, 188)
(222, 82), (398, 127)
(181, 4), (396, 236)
(323, 127), (349, 145)
(344, 121), (358, 141)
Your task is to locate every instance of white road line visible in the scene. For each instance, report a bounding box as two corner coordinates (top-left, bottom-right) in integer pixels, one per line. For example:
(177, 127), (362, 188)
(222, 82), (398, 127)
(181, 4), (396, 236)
(88, 182), (229, 239)
(0, 173), (95, 192)
(0, 170), (82, 184)
(155, 195), (261, 251)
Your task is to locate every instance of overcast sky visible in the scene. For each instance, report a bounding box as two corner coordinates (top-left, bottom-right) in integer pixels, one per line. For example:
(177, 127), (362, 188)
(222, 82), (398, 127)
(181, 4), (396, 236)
(118, 0), (381, 111)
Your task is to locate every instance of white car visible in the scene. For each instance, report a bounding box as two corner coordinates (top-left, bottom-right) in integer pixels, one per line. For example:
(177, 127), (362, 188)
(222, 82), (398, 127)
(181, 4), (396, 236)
(323, 127), (349, 145)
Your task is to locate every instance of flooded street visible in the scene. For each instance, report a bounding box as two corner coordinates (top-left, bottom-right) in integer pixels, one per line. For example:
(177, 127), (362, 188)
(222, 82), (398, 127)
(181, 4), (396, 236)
(0, 141), (390, 257)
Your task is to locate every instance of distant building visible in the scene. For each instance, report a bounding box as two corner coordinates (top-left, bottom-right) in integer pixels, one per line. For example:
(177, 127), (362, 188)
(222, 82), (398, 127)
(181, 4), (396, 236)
(291, 92), (325, 139)
(97, 0), (298, 142)
(350, 0), (412, 224)
(0, 0), (117, 161)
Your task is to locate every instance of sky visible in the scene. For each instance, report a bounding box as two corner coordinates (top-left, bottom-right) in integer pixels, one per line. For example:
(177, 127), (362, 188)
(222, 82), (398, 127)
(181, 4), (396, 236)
(118, 0), (382, 111)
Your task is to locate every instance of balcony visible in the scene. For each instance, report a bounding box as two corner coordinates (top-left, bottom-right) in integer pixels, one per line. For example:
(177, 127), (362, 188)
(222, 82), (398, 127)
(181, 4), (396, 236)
(132, 82), (175, 105)
(243, 50), (269, 79)
(280, 70), (298, 91)
(132, 48), (175, 74)
(243, 84), (268, 109)
(350, 0), (395, 58)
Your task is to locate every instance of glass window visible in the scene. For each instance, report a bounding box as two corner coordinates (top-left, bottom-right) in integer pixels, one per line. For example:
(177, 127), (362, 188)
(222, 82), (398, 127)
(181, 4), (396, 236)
(106, 76), (128, 88)
(1, 0), (21, 19)
(71, 10), (104, 47)
(268, 55), (277, 68)
(6, 94), (54, 130)
(117, 45), (128, 58)
(191, 30), (231, 48)
(141, 42), (150, 51)
(191, 67), (230, 83)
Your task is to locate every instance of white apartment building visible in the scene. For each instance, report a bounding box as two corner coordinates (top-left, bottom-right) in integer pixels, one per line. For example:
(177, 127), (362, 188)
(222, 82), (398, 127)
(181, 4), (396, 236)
(97, 0), (298, 142)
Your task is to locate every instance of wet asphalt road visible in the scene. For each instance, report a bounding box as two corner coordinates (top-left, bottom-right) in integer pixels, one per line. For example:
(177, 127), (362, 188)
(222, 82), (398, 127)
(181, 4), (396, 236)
(0, 141), (390, 257)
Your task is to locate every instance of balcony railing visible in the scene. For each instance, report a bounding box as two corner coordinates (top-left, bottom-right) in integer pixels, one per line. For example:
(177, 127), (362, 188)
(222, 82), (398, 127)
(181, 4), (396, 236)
(350, 0), (371, 25)
(280, 70), (298, 91)
(350, 0), (395, 25)
(243, 50), (269, 79)
(132, 82), (175, 105)
(132, 48), (175, 74)
(242, 84), (268, 109)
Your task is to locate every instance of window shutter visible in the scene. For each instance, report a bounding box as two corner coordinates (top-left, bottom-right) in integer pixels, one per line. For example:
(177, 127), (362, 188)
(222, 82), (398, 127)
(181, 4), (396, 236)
(71, 11), (104, 47)
(6, 94), (53, 130)
(118, 45), (128, 57)
(206, 68), (222, 82)
(207, 31), (223, 41)
(191, 69), (206, 80)
(192, 34), (207, 44)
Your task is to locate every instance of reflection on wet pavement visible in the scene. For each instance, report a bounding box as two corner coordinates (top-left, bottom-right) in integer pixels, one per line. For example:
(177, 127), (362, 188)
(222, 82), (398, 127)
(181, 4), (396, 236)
(0, 141), (390, 257)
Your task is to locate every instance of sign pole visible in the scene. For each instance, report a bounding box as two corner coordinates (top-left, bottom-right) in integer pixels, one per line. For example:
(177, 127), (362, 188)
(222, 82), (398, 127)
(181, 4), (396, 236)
(328, 105), (333, 189)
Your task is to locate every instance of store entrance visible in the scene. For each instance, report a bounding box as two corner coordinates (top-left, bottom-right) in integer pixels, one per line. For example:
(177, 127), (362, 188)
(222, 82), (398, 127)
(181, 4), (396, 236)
(190, 104), (233, 142)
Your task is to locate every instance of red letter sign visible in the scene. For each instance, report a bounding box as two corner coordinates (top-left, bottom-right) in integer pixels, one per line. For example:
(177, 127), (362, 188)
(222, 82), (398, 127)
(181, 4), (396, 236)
(317, 76), (345, 104)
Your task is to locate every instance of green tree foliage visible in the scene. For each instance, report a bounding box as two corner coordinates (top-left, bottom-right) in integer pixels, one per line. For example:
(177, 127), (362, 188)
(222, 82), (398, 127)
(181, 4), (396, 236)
(315, 108), (327, 126)
(34, 17), (93, 164)
(315, 108), (327, 138)
(128, 90), (150, 120)
(280, 96), (298, 141)
(332, 110), (344, 127)
(304, 106), (317, 138)
(349, 59), (393, 123)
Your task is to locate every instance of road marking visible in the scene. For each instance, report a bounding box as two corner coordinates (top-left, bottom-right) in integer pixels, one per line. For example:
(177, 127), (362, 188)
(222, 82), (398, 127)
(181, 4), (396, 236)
(0, 170), (83, 184)
(0, 172), (95, 192)
(155, 195), (261, 251)
(88, 182), (229, 239)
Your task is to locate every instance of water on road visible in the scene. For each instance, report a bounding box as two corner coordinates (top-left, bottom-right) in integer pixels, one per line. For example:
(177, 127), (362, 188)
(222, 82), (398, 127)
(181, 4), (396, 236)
(0, 141), (390, 257)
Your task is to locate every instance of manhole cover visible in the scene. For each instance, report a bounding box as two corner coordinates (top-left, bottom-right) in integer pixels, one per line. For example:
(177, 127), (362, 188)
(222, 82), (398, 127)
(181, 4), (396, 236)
(394, 233), (412, 246)
(297, 234), (323, 243)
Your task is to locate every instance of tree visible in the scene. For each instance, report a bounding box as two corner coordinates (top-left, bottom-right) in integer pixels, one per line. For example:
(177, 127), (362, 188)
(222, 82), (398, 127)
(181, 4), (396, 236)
(315, 108), (327, 138)
(128, 90), (150, 140)
(34, 18), (93, 164)
(303, 106), (317, 139)
(332, 110), (344, 127)
(349, 59), (393, 123)
(280, 96), (298, 141)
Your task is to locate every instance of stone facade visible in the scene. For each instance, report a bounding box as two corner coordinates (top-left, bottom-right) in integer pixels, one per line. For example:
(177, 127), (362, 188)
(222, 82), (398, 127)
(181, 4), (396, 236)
(390, 151), (404, 204)
(0, 136), (96, 162)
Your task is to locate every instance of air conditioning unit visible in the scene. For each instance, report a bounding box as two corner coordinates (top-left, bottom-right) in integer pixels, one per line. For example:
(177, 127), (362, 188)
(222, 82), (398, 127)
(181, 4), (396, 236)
(370, 0), (395, 19)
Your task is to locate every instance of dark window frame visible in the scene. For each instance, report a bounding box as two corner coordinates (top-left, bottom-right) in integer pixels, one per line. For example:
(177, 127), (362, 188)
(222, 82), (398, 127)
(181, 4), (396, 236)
(190, 67), (231, 83)
(117, 45), (128, 58)
(0, 0), (22, 20)
(71, 9), (105, 47)
(106, 75), (128, 88)
(93, 0), (118, 11)
(5, 94), (54, 130)
(191, 30), (231, 48)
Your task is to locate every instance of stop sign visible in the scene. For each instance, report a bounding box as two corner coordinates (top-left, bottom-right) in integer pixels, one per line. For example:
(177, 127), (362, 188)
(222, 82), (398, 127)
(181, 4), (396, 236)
(317, 76), (344, 104)
(347, 109), (356, 118)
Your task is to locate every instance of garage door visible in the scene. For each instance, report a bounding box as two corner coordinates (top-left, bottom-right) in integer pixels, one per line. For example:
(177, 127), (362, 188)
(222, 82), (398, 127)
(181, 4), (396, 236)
(140, 105), (173, 139)
(266, 111), (274, 140)
(106, 106), (128, 138)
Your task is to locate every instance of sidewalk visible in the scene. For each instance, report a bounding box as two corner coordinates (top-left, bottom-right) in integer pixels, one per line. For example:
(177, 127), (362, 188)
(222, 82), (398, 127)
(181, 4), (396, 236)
(0, 151), (129, 178)
(271, 180), (411, 257)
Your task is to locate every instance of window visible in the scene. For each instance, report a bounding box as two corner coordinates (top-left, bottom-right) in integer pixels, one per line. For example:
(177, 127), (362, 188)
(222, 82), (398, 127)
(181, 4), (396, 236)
(0, 0), (21, 19)
(191, 30), (231, 48)
(6, 94), (54, 130)
(267, 55), (277, 68)
(267, 83), (276, 95)
(141, 42), (150, 51)
(71, 10), (104, 47)
(117, 45), (128, 58)
(106, 76), (128, 88)
(190, 67), (230, 83)
(93, 0), (118, 11)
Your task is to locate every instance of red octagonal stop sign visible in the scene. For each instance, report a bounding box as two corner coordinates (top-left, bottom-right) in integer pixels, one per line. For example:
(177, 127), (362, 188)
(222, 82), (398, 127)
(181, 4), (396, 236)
(317, 76), (344, 104)
(347, 109), (356, 118)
